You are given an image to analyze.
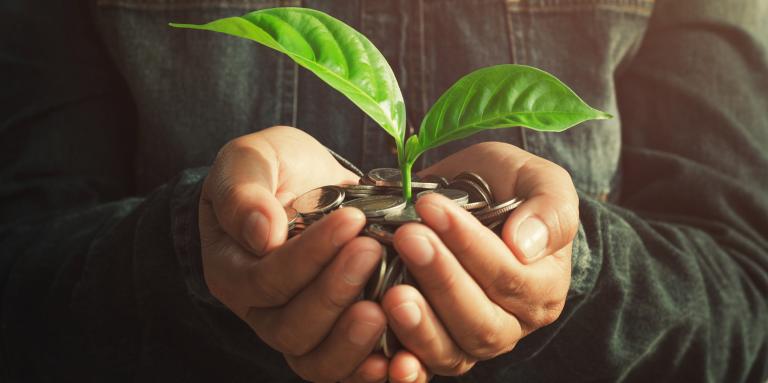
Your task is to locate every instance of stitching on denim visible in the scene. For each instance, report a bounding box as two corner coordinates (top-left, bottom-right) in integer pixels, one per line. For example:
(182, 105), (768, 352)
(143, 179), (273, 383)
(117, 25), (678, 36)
(96, 0), (281, 10)
(506, 0), (654, 16)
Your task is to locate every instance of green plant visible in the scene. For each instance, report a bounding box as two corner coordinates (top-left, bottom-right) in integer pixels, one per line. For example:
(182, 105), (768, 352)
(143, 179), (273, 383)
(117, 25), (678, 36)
(170, 7), (610, 201)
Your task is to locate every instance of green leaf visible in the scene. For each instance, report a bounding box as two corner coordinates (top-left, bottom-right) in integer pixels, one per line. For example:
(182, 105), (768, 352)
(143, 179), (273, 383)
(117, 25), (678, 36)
(170, 7), (406, 145)
(407, 64), (611, 163)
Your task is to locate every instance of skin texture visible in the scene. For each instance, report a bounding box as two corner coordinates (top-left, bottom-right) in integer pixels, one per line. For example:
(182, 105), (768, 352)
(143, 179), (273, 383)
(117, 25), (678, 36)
(199, 127), (577, 382)
(378, 142), (577, 381)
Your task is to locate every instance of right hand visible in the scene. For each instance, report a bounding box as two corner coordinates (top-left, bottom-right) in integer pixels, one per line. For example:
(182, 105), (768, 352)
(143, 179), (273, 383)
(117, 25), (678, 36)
(199, 126), (389, 382)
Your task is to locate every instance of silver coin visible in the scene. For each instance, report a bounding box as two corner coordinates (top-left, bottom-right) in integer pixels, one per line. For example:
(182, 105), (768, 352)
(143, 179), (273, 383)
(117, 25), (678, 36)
(342, 186), (377, 198)
(486, 218), (506, 231)
(421, 174), (450, 188)
(380, 327), (400, 358)
(342, 184), (402, 198)
(410, 181), (440, 190)
(383, 204), (422, 225)
(365, 247), (389, 300)
(379, 256), (404, 299)
(474, 197), (524, 223)
(366, 168), (439, 189)
(461, 200), (489, 211)
(401, 267), (416, 286)
(284, 206), (299, 226)
(365, 216), (386, 224)
(358, 176), (376, 186)
(299, 213), (322, 225)
(448, 178), (493, 207)
(364, 224), (395, 245)
(418, 188), (470, 205)
(368, 168), (402, 184)
(454, 172), (494, 204)
(342, 195), (406, 217)
(291, 186), (345, 215)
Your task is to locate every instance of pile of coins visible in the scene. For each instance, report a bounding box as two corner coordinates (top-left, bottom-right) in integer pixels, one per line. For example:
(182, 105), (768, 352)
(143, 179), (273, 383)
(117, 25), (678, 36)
(286, 168), (522, 356)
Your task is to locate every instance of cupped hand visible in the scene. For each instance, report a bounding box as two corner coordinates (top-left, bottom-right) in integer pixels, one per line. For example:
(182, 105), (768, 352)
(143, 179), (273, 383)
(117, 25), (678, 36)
(199, 126), (389, 382)
(380, 141), (578, 382)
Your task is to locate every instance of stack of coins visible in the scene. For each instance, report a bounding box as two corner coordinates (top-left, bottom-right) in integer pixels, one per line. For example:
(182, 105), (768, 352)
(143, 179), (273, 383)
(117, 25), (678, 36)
(288, 168), (523, 356)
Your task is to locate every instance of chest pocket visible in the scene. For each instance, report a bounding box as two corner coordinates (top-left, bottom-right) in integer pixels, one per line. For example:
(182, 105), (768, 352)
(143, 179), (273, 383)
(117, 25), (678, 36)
(92, 0), (302, 190)
(504, 0), (654, 198)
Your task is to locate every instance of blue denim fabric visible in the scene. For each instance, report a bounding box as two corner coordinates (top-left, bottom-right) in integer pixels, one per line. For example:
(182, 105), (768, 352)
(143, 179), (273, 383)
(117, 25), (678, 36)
(2, 0), (768, 382)
(91, 0), (640, 199)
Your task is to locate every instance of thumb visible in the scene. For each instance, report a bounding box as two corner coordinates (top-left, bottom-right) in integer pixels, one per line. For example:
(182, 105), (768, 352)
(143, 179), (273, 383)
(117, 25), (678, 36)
(502, 160), (579, 264)
(201, 136), (288, 256)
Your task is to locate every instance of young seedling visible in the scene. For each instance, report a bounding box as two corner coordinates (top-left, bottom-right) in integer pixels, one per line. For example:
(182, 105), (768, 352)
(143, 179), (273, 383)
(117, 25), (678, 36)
(171, 7), (610, 201)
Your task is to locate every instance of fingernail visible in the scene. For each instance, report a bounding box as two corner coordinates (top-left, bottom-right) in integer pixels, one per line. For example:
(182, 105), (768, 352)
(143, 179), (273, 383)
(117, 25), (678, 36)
(397, 234), (434, 266)
(401, 371), (419, 383)
(397, 357), (421, 383)
(243, 211), (270, 253)
(331, 209), (365, 247)
(342, 248), (380, 285)
(516, 217), (549, 259)
(420, 202), (450, 232)
(390, 302), (421, 329)
(348, 320), (381, 346)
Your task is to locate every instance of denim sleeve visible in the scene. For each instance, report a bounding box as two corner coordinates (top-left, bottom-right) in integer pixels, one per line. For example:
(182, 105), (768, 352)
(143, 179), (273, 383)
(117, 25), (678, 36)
(0, 2), (299, 381)
(466, 1), (768, 382)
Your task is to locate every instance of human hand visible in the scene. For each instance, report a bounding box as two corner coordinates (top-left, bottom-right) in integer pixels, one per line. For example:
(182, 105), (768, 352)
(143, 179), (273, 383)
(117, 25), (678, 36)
(199, 126), (389, 382)
(376, 142), (578, 382)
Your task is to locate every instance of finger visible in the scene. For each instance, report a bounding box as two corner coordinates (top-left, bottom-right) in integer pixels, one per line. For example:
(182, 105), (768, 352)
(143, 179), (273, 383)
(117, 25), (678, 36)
(344, 354), (389, 383)
(203, 127), (360, 256)
(251, 237), (383, 356)
(501, 156), (579, 263)
(203, 133), (288, 255)
(416, 141), (578, 264)
(245, 207), (367, 308)
(415, 193), (570, 335)
(415, 193), (520, 290)
(389, 351), (431, 383)
(393, 224), (521, 360)
(499, 243), (572, 333)
(285, 301), (386, 383)
(382, 285), (475, 376)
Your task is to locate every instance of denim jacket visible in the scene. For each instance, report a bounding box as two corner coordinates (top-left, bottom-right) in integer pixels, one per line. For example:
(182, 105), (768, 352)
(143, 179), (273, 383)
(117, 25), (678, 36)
(1, 0), (767, 382)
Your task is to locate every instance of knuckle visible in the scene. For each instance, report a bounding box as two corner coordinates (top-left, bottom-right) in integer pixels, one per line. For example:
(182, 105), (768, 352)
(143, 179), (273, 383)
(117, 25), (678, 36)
(463, 319), (506, 360)
(224, 135), (255, 154)
(320, 285), (355, 314)
(529, 300), (565, 329)
(558, 199), (580, 241)
(227, 182), (255, 205)
(439, 355), (475, 376)
(215, 137), (254, 172)
(209, 175), (241, 210)
(271, 324), (304, 356)
(285, 357), (318, 382)
(249, 265), (291, 307)
(494, 272), (528, 298)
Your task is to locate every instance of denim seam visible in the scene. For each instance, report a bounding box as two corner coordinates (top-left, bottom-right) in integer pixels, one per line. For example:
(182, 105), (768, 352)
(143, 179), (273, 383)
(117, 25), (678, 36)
(96, 0), (282, 10)
(502, 3), (531, 152)
(506, 0), (654, 16)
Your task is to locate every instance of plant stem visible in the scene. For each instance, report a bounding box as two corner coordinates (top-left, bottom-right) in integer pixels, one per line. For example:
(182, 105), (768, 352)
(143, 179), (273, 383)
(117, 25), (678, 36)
(402, 161), (413, 201)
(397, 139), (413, 202)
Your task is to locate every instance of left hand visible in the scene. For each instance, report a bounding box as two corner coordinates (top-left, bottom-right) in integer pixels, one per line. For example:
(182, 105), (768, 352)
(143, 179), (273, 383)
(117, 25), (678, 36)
(345, 142), (578, 383)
